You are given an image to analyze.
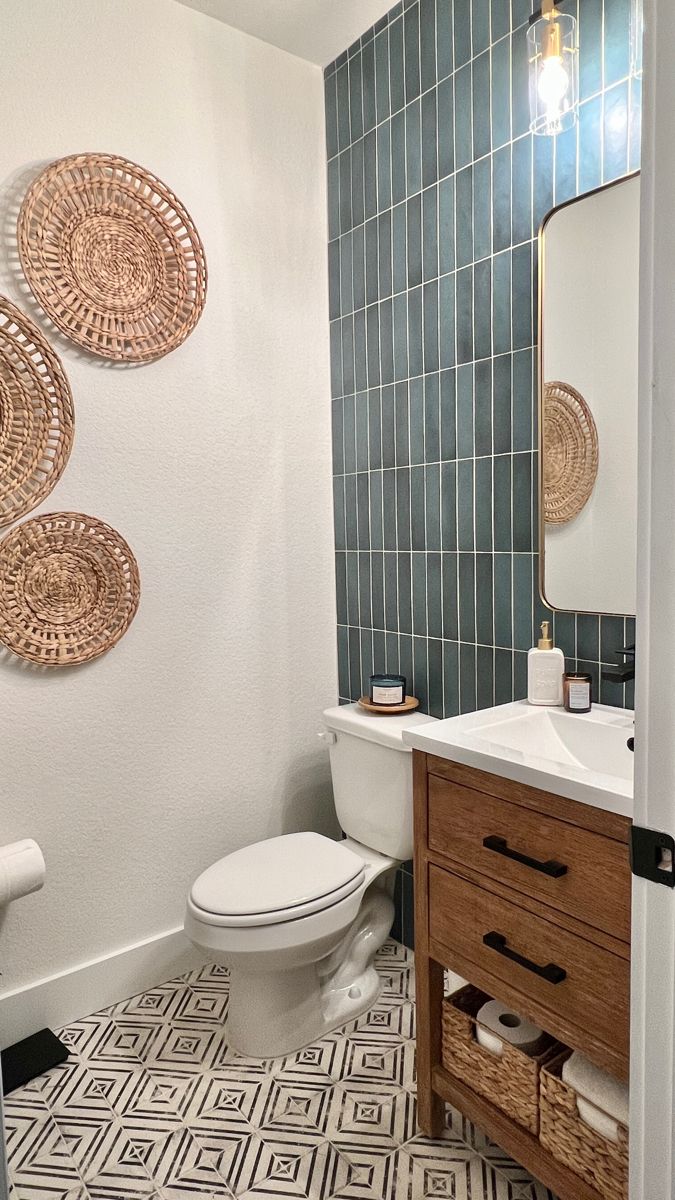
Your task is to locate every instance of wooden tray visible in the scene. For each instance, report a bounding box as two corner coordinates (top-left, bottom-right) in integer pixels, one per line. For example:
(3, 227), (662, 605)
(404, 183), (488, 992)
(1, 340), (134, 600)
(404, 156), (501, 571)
(358, 695), (419, 715)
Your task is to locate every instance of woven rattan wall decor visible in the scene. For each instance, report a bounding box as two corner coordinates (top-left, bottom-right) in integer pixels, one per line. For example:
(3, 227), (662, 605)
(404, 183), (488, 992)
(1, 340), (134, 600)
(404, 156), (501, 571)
(543, 381), (599, 524)
(0, 512), (140, 665)
(0, 297), (74, 528)
(17, 153), (207, 363)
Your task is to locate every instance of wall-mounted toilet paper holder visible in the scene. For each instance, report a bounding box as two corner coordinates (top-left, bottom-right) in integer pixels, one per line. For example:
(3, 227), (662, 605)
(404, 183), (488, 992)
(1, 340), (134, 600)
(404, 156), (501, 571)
(0, 840), (45, 907)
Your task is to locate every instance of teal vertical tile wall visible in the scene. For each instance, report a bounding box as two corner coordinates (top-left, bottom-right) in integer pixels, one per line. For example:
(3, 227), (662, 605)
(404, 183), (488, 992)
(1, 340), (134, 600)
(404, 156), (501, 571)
(325, 0), (641, 949)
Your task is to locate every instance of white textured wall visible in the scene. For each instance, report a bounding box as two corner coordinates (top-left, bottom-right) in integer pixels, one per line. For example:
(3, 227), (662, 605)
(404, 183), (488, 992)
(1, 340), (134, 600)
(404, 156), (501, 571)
(0, 0), (337, 1005)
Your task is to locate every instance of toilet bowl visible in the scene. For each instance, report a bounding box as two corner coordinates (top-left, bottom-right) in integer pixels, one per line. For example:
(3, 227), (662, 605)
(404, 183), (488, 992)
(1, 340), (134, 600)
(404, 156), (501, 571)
(185, 703), (436, 1058)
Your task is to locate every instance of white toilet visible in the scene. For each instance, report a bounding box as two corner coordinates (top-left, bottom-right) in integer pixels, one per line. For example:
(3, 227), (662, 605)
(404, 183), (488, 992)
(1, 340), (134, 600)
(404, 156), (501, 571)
(184, 702), (435, 1058)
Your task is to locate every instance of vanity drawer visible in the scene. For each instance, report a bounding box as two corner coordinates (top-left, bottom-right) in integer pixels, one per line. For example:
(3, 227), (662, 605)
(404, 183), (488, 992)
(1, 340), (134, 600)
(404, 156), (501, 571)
(429, 865), (629, 1063)
(428, 775), (631, 942)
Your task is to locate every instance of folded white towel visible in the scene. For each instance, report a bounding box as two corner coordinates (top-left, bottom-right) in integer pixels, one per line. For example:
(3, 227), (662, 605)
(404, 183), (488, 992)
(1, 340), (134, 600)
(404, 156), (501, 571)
(576, 1096), (621, 1144)
(562, 1052), (629, 1128)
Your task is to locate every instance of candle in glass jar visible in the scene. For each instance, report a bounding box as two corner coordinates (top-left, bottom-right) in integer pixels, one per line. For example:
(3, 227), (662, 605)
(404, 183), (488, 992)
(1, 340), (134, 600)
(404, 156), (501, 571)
(369, 674), (406, 706)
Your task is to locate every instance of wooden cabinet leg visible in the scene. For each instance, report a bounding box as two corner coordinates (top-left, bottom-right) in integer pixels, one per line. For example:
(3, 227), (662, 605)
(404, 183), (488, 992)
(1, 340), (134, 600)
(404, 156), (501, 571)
(413, 751), (445, 1138)
(415, 955), (445, 1137)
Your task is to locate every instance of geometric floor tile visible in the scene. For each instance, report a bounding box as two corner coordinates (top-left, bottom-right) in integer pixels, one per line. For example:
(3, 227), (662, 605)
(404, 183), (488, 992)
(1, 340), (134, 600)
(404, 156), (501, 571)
(185, 1128), (272, 1195)
(40, 1064), (114, 1124)
(7, 1115), (83, 1194)
(182, 1070), (274, 1135)
(142, 1026), (226, 1077)
(110, 985), (194, 1026)
(131, 1126), (231, 1193)
(337, 1039), (416, 1090)
(236, 1141), (351, 1200)
(377, 967), (416, 1006)
(5, 941), (557, 1200)
(78, 1069), (188, 1140)
(171, 988), (229, 1029)
(349, 1001), (416, 1045)
(325, 1082), (418, 1156)
(255, 1078), (333, 1148)
(276, 1041), (347, 1088)
(190, 964), (230, 992)
(513, 1182), (557, 1200)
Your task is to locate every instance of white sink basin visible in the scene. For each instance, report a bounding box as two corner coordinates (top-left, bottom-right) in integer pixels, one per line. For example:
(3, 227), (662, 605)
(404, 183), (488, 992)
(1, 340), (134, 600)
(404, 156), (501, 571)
(403, 700), (634, 818)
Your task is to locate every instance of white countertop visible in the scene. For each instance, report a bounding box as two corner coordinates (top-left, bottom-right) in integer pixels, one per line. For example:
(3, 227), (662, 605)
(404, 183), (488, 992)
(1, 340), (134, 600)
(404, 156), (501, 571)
(403, 700), (634, 820)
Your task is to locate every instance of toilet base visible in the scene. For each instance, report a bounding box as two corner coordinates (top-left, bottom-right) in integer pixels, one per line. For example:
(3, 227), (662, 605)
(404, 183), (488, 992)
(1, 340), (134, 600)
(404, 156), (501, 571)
(225, 887), (395, 1058)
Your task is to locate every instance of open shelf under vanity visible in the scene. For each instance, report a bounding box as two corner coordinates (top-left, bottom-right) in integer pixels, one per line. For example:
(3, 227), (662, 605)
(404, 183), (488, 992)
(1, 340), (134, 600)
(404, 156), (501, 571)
(433, 1063), (606, 1200)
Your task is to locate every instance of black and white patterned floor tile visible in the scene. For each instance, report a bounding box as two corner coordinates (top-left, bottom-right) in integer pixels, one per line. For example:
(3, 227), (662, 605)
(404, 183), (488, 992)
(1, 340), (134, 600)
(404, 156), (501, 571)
(5, 942), (557, 1200)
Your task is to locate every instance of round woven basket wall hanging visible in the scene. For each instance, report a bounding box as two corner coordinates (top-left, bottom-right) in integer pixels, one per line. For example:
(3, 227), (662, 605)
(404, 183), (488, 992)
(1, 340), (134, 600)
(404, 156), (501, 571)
(17, 153), (207, 363)
(0, 297), (74, 528)
(0, 512), (140, 666)
(543, 381), (599, 525)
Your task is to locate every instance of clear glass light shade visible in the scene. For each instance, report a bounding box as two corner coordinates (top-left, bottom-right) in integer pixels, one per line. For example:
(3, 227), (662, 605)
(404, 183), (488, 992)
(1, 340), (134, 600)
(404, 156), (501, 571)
(630, 0), (643, 78)
(527, 9), (579, 136)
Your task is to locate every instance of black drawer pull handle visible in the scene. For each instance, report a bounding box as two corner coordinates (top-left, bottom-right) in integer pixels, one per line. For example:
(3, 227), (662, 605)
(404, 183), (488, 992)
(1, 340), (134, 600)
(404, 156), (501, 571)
(483, 835), (568, 879)
(483, 931), (567, 984)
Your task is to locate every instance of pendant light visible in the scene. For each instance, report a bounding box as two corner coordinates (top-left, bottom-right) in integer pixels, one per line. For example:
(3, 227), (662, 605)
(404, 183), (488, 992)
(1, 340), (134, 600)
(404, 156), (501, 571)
(527, 0), (579, 136)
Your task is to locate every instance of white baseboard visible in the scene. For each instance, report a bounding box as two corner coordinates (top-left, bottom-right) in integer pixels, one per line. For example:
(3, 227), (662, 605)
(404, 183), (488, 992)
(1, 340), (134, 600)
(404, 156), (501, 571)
(0, 927), (209, 1050)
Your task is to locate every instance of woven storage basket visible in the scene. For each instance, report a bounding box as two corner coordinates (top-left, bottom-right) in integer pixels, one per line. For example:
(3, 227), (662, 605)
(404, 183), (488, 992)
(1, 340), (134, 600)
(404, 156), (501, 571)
(18, 153), (207, 363)
(543, 380), (599, 524)
(0, 512), (140, 666)
(442, 986), (560, 1134)
(540, 1051), (628, 1200)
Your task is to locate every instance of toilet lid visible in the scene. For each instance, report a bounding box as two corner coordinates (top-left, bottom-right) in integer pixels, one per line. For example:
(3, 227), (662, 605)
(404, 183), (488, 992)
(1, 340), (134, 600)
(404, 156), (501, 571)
(189, 832), (366, 925)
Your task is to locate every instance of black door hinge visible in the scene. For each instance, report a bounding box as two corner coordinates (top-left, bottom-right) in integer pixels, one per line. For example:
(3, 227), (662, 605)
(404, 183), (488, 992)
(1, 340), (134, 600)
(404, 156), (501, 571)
(630, 826), (675, 887)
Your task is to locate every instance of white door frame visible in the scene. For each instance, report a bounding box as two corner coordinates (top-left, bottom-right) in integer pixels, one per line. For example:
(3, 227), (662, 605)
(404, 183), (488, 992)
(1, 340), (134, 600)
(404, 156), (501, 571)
(631, 0), (675, 1195)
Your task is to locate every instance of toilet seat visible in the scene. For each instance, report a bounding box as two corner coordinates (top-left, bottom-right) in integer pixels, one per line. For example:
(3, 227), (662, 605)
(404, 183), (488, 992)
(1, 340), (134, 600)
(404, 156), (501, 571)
(189, 832), (366, 927)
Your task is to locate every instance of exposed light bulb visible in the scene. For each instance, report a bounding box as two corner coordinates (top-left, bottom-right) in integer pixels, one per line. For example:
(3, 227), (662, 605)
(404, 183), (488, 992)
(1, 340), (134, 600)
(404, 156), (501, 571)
(538, 54), (569, 127)
(539, 55), (568, 107)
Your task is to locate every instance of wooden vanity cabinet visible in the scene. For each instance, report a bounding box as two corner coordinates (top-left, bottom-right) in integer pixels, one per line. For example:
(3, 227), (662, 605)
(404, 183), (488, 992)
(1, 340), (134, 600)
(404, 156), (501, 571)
(414, 751), (632, 1200)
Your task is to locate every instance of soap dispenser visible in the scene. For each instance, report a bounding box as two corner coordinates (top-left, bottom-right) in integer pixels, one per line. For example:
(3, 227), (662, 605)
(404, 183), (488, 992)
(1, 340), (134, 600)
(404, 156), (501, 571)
(527, 621), (564, 706)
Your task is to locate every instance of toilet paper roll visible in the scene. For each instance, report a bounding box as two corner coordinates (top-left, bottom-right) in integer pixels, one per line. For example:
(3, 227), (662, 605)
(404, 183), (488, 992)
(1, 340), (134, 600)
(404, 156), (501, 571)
(577, 1095), (621, 1144)
(475, 1026), (506, 1057)
(476, 999), (545, 1057)
(0, 840), (45, 906)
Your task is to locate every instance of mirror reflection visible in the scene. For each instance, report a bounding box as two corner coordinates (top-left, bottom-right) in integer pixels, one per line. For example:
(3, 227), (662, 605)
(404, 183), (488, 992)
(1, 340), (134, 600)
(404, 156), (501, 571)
(539, 175), (640, 616)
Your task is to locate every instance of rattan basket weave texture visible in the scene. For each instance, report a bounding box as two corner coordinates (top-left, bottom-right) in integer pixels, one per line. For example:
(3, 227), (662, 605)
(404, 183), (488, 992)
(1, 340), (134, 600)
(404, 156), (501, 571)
(539, 1051), (628, 1200)
(18, 153), (207, 363)
(543, 380), (599, 524)
(0, 297), (74, 528)
(0, 512), (140, 666)
(442, 986), (560, 1135)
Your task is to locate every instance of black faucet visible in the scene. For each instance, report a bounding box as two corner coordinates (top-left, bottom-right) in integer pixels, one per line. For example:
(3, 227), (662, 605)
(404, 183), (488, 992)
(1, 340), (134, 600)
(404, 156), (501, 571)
(601, 645), (635, 752)
(601, 644), (635, 684)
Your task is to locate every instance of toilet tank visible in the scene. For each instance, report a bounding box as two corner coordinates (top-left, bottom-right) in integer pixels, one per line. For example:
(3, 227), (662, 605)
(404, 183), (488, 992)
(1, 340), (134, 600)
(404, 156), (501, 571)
(321, 704), (437, 861)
